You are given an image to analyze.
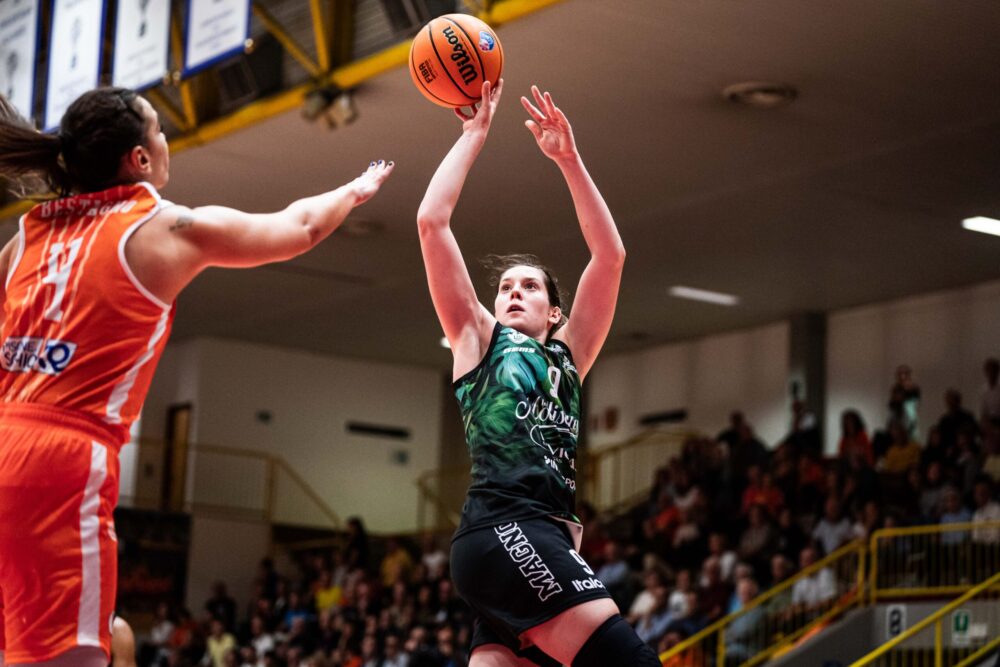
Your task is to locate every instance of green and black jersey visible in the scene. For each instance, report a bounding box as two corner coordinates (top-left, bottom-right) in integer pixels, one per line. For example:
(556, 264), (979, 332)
(454, 323), (582, 537)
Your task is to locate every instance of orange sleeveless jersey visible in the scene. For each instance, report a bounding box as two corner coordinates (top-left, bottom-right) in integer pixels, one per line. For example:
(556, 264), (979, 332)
(1, 183), (176, 445)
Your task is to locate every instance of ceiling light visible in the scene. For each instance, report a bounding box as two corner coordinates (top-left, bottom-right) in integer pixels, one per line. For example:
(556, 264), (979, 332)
(669, 285), (739, 307)
(722, 81), (797, 108)
(962, 216), (1000, 237)
(439, 337), (451, 349)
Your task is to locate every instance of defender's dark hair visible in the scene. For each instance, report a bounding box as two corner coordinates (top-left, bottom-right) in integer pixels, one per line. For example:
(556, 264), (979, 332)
(481, 253), (569, 331)
(0, 87), (146, 196)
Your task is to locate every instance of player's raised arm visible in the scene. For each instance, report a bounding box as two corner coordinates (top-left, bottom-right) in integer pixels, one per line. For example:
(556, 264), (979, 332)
(522, 86), (625, 380)
(416, 79), (503, 377)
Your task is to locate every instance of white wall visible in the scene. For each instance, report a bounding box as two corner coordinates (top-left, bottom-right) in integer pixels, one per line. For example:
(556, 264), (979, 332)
(587, 322), (790, 448)
(826, 279), (1000, 451)
(141, 338), (443, 533)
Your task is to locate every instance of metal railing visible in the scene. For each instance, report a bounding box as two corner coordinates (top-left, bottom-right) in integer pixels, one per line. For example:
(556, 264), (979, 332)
(869, 520), (1000, 603)
(850, 570), (1000, 667)
(659, 541), (867, 667)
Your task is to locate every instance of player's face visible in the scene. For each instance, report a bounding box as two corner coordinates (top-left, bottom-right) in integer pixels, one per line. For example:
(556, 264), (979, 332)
(137, 96), (169, 188)
(494, 265), (560, 339)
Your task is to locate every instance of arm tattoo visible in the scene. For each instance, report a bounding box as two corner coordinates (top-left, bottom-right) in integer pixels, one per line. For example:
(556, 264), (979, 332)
(169, 214), (195, 232)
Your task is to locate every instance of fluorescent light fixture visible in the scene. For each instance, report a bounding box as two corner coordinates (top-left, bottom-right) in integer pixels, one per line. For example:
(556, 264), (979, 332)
(669, 285), (740, 307)
(962, 216), (1000, 237)
(439, 337), (451, 349)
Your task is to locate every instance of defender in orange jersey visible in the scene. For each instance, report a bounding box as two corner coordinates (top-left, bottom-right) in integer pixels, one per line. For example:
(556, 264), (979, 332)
(0, 88), (394, 667)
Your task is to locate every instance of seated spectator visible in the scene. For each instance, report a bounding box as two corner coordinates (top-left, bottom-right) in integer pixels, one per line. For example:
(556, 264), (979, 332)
(595, 540), (633, 607)
(381, 633), (407, 667)
(634, 584), (675, 647)
(668, 569), (694, 618)
(420, 534), (448, 582)
(881, 419), (922, 474)
(919, 461), (947, 521)
(794, 455), (827, 517)
(954, 429), (983, 494)
(314, 569), (342, 613)
(664, 590), (706, 639)
(773, 507), (808, 564)
(937, 389), (979, 452)
(852, 500), (882, 541)
(577, 501), (610, 568)
(283, 590), (314, 630)
(628, 567), (668, 624)
(738, 504), (776, 574)
(698, 556), (732, 622)
(671, 506), (705, 570)
(249, 614), (275, 659)
(380, 537), (414, 587)
(206, 619), (237, 667)
(706, 532), (738, 583)
(812, 497), (854, 556)
(838, 410), (873, 466)
(972, 476), (1000, 543)
(741, 467), (784, 517)
(790, 546), (836, 611)
(939, 486), (973, 546)
(725, 578), (765, 662)
(644, 487), (681, 552)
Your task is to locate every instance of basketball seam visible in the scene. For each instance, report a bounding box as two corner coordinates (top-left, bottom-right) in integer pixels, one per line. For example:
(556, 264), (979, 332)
(428, 19), (479, 105)
(443, 16), (488, 97)
(412, 27), (467, 107)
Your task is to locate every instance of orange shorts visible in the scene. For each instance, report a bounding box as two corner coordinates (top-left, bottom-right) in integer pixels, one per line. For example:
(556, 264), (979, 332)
(0, 404), (121, 663)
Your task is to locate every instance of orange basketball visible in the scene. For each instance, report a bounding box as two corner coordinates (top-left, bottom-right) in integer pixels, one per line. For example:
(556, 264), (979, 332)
(408, 14), (504, 108)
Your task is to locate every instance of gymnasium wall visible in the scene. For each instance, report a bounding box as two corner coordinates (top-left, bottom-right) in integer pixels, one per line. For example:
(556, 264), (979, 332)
(140, 338), (443, 533)
(587, 278), (1000, 455)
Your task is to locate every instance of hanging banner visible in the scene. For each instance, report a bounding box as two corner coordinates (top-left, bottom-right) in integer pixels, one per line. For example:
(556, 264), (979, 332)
(45, 0), (107, 131)
(112, 0), (170, 90)
(183, 0), (249, 76)
(0, 0), (41, 120)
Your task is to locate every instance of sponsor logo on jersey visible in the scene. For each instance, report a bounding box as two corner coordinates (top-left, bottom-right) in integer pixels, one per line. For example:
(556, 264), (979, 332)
(506, 330), (529, 344)
(503, 346), (535, 355)
(572, 577), (606, 592)
(478, 31), (496, 51)
(1, 336), (77, 375)
(494, 522), (563, 602)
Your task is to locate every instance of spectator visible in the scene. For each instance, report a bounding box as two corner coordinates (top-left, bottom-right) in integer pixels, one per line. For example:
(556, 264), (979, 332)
(382, 633), (408, 667)
(206, 581), (238, 632)
(888, 364), (921, 442)
(774, 507), (808, 564)
(633, 584), (674, 647)
(380, 537), (414, 588)
(249, 615), (275, 659)
(937, 389), (979, 452)
(668, 569), (694, 618)
(786, 399), (821, 460)
(741, 469), (784, 518)
(838, 410), (873, 466)
(706, 532), (738, 583)
(595, 540), (632, 607)
(881, 419), (921, 474)
(419, 534), (448, 582)
(972, 477), (1000, 544)
(726, 418), (769, 490)
(852, 500), (882, 541)
(345, 517), (371, 572)
(206, 619), (237, 667)
(698, 556), (732, 622)
(919, 461), (948, 521)
(812, 497), (854, 556)
(939, 486), (972, 546)
(725, 578), (765, 663)
(628, 568), (667, 624)
(314, 570), (342, 613)
(738, 504), (776, 578)
(790, 546), (836, 611)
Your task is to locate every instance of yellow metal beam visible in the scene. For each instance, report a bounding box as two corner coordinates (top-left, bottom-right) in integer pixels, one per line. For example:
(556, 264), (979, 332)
(0, 0), (567, 222)
(146, 88), (191, 133)
(252, 1), (322, 78)
(308, 0), (330, 72)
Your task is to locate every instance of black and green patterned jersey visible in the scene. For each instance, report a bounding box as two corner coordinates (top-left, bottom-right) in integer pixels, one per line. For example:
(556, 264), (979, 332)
(453, 322), (582, 536)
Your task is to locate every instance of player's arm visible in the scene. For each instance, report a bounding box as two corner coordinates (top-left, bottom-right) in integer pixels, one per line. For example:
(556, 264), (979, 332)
(0, 232), (19, 329)
(416, 80), (503, 376)
(111, 617), (137, 667)
(523, 86), (625, 380)
(128, 160), (393, 302)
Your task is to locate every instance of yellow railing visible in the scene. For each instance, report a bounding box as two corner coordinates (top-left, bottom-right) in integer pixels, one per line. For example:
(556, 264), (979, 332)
(850, 570), (1000, 667)
(579, 428), (696, 512)
(119, 439), (342, 529)
(660, 541), (867, 667)
(869, 521), (1000, 603)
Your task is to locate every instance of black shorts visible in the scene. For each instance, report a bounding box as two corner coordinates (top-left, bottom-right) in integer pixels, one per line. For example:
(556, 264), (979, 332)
(450, 517), (612, 661)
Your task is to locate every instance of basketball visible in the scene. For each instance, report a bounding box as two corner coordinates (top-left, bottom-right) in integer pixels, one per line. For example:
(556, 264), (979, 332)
(408, 14), (504, 108)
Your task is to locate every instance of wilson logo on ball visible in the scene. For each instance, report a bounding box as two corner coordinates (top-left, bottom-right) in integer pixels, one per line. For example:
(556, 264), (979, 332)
(442, 26), (478, 85)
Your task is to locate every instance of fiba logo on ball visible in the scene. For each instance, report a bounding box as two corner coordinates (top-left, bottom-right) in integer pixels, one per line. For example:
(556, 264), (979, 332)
(418, 60), (436, 84)
(478, 31), (496, 51)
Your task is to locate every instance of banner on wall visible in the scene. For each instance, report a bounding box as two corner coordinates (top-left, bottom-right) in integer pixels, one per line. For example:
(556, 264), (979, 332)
(45, 0), (106, 131)
(112, 0), (170, 90)
(0, 0), (41, 121)
(183, 0), (249, 76)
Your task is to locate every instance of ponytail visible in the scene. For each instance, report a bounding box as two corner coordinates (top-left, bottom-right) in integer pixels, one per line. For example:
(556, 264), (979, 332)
(0, 95), (71, 195)
(0, 87), (145, 197)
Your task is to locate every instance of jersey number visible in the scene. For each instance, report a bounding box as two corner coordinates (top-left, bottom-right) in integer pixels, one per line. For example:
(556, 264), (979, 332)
(547, 365), (561, 399)
(42, 238), (83, 322)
